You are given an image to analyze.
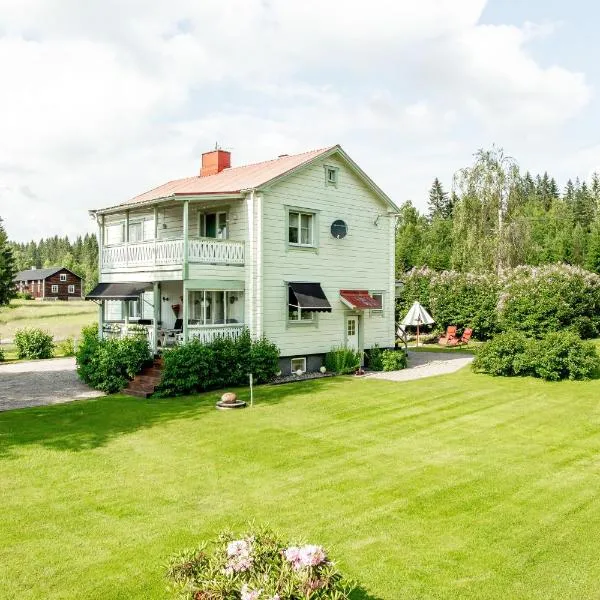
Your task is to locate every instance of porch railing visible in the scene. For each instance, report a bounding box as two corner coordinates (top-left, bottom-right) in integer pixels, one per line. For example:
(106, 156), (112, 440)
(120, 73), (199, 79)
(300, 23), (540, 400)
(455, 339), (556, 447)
(102, 238), (245, 270)
(187, 324), (245, 344)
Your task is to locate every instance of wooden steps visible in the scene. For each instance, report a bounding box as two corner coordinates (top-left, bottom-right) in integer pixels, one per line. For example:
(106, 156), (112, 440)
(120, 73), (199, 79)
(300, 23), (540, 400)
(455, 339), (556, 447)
(122, 357), (163, 398)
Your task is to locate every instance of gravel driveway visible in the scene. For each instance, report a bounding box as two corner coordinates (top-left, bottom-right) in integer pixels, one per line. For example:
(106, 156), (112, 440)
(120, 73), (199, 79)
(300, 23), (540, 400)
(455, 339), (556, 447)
(0, 357), (104, 412)
(367, 350), (474, 382)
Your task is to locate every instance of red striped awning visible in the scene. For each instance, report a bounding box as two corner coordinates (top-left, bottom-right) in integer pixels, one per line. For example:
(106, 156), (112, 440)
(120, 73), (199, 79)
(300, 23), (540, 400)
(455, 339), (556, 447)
(340, 290), (381, 310)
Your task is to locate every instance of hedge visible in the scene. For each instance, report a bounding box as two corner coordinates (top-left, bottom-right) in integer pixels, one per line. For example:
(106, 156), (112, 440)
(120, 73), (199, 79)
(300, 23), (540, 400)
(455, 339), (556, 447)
(156, 329), (279, 397)
(398, 263), (600, 340)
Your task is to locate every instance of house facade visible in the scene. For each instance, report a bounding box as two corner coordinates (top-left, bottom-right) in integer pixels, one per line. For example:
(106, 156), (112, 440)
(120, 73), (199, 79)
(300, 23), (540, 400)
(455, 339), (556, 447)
(88, 145), (397, 374)
(14, 267), (83, 300)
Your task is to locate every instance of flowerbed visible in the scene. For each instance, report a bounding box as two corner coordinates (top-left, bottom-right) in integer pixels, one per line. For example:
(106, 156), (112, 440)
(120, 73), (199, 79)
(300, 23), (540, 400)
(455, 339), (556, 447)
(167, 526), (357, 599)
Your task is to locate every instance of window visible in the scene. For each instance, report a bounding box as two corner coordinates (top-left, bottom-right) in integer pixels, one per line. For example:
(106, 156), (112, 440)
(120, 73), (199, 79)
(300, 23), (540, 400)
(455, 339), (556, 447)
(370, 292), (383, 313)
(60, 273), (67, 282)
(325, 165), (338, 186)
(347, 319), (356, 337)
(188, 290), (244, 325)
(199, 212), (227, 239)
(290, 357), (307, 374)
(128, 221), (143, 242)
(288, 211), (314, 246)
(68, 284), (75, 294)
(105, 222), (124, 245)
(288, 306), (314, 322)
(51, 284), (58, 293)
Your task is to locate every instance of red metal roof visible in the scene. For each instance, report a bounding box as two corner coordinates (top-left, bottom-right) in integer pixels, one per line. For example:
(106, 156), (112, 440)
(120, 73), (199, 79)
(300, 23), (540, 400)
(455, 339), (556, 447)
(340, 290), (382, 310)
(98, 146), (335, 212)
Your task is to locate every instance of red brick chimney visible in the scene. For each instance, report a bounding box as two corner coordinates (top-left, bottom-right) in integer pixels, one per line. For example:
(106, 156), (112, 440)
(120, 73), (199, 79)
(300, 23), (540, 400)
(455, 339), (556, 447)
(200, 149), (231, 177)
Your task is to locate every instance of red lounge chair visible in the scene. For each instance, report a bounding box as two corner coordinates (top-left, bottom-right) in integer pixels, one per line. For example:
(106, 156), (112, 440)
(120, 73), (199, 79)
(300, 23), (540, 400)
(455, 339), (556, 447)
(448, 328), (473, 346)
(438, 326), (457, 346)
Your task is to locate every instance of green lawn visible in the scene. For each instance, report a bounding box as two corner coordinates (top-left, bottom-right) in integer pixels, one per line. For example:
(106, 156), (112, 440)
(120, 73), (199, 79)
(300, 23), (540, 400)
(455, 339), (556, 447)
(0, 299), (96, 342)
(2, 371), (600, 599)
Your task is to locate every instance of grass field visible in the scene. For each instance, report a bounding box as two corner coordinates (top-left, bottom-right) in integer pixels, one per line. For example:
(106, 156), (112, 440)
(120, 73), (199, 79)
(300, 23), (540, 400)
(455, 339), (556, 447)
(2, 370), (600, 599)
(0, 299), (96, 343)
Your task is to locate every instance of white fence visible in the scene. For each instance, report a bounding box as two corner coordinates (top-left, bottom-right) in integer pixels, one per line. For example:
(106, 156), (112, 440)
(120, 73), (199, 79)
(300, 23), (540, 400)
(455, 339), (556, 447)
(102, 238), (244, 269)
(187, 324), (245, 344)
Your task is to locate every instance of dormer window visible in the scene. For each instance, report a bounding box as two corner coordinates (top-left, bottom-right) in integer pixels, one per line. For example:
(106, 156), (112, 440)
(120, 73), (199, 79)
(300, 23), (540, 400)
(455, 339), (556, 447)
(325, 165), (338, 187)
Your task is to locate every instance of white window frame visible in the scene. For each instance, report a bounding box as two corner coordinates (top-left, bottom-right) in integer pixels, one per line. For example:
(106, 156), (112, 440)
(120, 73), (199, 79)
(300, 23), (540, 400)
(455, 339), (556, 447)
(288, 305), (315, 323)
(60, 273), (67, 282)
(288, 211), (315, 247)
(198, 211), (228, 239)
(290, 357), (307, 374)
(68, 284), (75, 294)
(51, 284), (58, 293)
(324, 165), (339, 187)
(105, 222), (125, 246)
(370, 291), (384, 314)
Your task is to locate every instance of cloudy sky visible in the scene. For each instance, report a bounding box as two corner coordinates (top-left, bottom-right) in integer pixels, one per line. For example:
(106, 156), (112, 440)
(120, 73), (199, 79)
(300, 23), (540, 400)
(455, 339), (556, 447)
(1, 0), (598, 241)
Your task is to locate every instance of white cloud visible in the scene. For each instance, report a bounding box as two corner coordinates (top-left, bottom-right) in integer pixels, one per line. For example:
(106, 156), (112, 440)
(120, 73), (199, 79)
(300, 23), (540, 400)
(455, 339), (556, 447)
(0, 0), (593, 240)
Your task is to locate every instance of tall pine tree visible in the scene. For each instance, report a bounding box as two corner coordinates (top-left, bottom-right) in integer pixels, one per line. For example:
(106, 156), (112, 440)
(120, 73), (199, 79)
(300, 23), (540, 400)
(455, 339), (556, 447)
(0, 217), (16, 306)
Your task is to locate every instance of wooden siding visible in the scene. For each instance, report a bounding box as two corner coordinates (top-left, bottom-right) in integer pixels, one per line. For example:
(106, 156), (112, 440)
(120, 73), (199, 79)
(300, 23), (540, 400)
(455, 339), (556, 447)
(44, 269), (83, 300)
(259, 155), (395, 356)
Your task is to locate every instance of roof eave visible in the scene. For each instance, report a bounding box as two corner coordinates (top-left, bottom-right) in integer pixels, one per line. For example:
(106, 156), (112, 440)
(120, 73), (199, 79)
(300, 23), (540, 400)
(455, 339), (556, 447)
(92, 192), (245, 216)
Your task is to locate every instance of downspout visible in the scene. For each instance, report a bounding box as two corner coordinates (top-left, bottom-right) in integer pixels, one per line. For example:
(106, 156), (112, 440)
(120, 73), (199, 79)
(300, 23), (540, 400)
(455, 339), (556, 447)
(246, 190), (255, 336)
(255, 191), (263, 338)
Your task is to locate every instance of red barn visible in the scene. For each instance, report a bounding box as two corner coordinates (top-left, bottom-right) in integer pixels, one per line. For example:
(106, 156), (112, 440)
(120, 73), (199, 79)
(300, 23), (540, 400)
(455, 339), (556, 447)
(14, 267), (83, 300)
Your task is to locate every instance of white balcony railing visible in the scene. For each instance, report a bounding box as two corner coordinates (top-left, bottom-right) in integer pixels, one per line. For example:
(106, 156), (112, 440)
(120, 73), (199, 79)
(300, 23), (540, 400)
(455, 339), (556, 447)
(187, 324), (245, 344)
(102, 238), (245, 270)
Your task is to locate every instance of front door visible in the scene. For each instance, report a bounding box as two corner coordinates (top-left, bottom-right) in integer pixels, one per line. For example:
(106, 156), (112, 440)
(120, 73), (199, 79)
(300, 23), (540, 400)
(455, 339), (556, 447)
(346, 316), (359, 351)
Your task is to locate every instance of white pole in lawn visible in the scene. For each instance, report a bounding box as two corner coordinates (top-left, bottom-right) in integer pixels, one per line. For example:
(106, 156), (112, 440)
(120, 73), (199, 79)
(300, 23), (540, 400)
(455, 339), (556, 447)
(249, 373), (254, 407)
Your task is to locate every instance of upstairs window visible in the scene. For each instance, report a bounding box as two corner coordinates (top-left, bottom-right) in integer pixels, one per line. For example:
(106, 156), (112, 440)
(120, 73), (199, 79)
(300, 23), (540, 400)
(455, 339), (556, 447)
(199, 212), (228, 239)
(288, 211), (314, 246)
(325, 165), (339, 187)
(60, 273), (67, 282)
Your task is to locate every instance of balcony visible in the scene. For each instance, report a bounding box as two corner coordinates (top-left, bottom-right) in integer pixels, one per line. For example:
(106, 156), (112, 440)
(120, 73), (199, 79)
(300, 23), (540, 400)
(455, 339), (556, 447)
(101, 237), (245, 271)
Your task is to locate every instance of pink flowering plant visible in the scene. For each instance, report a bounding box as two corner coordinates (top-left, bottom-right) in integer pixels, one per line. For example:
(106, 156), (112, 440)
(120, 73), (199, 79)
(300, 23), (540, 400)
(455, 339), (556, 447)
(167, 526), (356, 599)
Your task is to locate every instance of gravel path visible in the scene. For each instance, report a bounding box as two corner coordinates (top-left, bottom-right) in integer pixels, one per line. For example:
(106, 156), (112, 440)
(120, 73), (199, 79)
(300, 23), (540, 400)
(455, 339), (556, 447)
(366, 351), (474, 382)
(0, 357), (104, 412)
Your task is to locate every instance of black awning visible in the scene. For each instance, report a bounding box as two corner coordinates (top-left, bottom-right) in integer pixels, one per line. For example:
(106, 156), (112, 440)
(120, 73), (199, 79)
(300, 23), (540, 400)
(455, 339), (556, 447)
(86, 282), (151, 301)
(288, 282), (332, 313)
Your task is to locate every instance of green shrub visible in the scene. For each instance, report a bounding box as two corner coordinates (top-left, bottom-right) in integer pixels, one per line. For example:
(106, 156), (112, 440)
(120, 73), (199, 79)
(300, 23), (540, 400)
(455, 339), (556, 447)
(13, 328), (54, 359)
(56, 337), (75, 357)
(0, 346), (4, 362)
(527, 331), (600, 381)
(366, 344), (384, 371)
(76, 324), (151, 393)
(473, 330), (600, 381)
(158, 340), (216, 397)
(472, 331), (531, 377)
(382, 349), (407, 371)
(324, 346), (361, 374)
(166, 525), (356, 599)
(249, 336), (280, 384)
(156, 329), (279, 397)
(498, 264), (600, 339)
(15, 291), (33, 300)
(398, 268), (499, 340)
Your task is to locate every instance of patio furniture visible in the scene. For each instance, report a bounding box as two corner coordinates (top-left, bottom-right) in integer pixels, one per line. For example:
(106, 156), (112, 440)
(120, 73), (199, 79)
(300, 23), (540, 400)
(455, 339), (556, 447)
(438, 326), (457, 346)
(160, 318), (183, 347)
(447, 328), (473, 346)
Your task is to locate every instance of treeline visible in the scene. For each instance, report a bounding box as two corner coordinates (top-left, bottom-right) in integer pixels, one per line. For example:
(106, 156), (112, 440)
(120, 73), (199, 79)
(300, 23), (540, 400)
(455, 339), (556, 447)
(396, 147), (600, 275)
(9, 234), (99, 293)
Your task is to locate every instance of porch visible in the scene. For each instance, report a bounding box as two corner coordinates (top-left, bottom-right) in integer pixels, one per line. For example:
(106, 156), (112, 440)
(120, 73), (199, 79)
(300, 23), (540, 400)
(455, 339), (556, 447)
(101, 237), (245, 270)
(88, 281), (246, 353)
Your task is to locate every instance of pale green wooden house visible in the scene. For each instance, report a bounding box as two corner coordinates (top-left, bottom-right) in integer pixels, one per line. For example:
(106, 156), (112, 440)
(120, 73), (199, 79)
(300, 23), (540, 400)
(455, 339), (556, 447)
(88, 144), (398, 374)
